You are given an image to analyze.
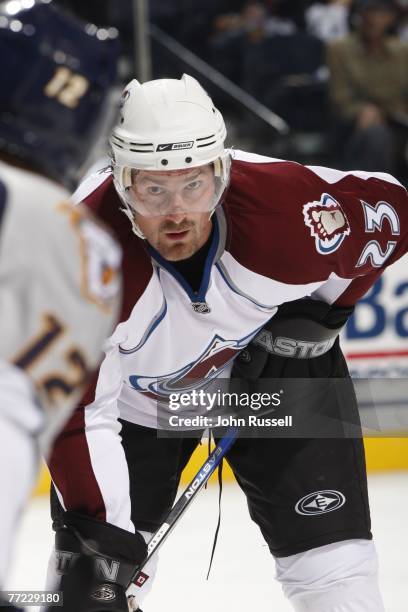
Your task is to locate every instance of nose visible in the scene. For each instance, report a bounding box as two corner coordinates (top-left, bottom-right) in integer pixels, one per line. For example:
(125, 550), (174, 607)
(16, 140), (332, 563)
(165, 191), (187, 222)
(165, 210), (187, 224)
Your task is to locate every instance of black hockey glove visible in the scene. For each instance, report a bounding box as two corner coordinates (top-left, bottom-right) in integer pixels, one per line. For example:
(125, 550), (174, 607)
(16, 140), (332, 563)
(233, 298), (354, 380)
(230, 298), (357, 436)
(51, 511), (147, 612)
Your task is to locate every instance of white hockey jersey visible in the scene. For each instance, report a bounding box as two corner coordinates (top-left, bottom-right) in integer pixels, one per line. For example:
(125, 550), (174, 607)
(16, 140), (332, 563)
(0, 160), (122, 453)
(70, 150), (408, 430)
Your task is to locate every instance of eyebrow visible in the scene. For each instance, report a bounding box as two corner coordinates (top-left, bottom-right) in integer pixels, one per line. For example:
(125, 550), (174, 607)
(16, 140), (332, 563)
(138, 169), (203, 185)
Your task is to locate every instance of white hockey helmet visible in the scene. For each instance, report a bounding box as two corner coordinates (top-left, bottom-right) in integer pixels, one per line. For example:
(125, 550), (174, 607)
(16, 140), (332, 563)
(110, 74), (230, 236)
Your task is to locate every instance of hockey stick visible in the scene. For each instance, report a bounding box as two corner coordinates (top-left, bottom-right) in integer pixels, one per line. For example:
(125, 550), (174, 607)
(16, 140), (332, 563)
(128, 426), (239, 589)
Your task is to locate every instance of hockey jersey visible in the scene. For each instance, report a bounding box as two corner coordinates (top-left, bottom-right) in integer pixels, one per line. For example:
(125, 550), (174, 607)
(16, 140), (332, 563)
(0, 160), (122, 453)
(72, 150), (408, 429)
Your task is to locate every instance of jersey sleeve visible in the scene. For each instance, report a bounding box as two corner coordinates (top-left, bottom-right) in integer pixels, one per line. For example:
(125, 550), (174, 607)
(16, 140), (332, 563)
(228, 157), (408, 307)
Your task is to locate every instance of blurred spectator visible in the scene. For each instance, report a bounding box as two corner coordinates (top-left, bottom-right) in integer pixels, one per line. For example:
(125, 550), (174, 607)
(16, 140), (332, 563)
(208, 11), (246, 84)
(209, 1), (297, 83)
(241, 30), (326, 131)
(265, 0), (309, 30)
(396, 0), (408, 39)
(327, 0), (408, 175)
(211, 1), (295, 44)
(306, 0), (353, 41)
(257, 0), (298, 35)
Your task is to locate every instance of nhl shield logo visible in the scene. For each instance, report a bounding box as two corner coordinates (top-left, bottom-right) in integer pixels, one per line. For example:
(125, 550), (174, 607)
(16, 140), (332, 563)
(303, 193), (350, 254)
(192, 301), (211, 314)
(295, 490), (346, 516)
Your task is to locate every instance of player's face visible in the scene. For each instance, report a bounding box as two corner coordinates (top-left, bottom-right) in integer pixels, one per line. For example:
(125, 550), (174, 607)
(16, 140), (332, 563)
(133, 165), (215, 261)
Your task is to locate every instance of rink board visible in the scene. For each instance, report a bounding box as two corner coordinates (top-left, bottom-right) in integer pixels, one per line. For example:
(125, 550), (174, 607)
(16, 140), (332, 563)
(341, 254), (408, 381)
(33, 436), (408, 497)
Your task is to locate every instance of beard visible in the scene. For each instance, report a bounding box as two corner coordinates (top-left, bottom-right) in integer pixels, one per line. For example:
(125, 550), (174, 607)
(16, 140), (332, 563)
(157, 225), (199, 261)
(157, 218), (212, 261)
(137, 212), (212, 262)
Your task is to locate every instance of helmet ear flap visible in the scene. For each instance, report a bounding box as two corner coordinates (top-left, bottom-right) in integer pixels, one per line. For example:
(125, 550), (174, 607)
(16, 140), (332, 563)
(122, 167), (133, 189)
(111, 163), (132, 191)
(213, 153), (231, 182)
(213, 158), (222, 178)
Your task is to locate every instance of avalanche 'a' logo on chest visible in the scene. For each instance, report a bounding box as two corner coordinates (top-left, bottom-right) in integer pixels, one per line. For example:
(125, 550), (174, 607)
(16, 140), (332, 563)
(124, 334), (247, 399)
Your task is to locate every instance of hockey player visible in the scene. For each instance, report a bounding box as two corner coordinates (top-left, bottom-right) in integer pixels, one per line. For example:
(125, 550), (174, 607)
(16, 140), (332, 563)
(0, 1), (146, 607)
(47, 74), (408, 611)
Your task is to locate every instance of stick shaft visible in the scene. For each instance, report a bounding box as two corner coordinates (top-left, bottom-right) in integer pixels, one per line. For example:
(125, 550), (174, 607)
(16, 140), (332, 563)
(128, 427), (238, 588)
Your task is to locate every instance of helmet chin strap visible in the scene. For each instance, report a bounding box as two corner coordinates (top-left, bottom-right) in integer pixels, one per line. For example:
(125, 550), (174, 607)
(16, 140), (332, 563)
(118, 202), (146, 239)
(133, 224), (146, 239)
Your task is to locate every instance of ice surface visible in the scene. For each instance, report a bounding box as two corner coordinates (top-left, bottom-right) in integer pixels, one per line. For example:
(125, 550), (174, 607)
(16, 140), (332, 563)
(6, 473), (408, 612)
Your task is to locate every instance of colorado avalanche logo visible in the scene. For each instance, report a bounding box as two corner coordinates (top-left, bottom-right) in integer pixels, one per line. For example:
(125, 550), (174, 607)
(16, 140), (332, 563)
(128, 335), (245, 399)
(303, 193), (350, 254)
